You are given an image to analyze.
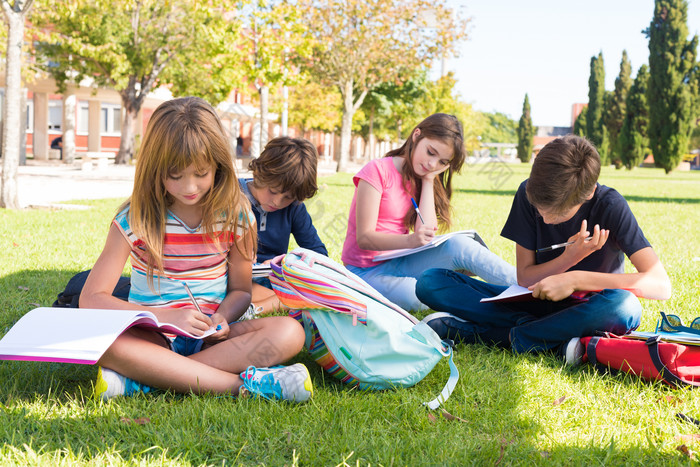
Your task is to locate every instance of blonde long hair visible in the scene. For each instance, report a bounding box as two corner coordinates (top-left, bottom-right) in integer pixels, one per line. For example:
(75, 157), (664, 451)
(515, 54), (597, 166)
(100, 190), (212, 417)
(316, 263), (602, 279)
(119, 96), (254, 287)
(385, 113), (466, 230)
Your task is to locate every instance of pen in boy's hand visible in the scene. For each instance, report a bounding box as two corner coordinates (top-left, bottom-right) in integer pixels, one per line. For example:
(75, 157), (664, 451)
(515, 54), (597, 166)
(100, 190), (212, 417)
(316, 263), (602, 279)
(536, 236), (594, 253)
(411, 197), (425, 225)
(182, 282), (205, 315)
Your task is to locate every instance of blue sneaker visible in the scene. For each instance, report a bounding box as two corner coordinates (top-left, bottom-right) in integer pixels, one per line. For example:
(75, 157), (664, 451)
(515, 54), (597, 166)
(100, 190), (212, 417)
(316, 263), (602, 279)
(240, 364), (313, 402)
(94, 366), (152, 401)
(422, 312), (478, 343)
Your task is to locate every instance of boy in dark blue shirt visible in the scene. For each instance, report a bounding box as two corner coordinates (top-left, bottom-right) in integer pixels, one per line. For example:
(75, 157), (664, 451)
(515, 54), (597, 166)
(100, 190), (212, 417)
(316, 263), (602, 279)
(416, 135), (671, 362)
(240, 137), (328, 316)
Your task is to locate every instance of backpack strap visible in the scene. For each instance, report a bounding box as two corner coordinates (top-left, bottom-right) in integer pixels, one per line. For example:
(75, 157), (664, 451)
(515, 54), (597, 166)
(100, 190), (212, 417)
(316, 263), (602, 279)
(587, 336), (601, 367)
(645, 336), (700, 387)
(424, 346), (459, 410)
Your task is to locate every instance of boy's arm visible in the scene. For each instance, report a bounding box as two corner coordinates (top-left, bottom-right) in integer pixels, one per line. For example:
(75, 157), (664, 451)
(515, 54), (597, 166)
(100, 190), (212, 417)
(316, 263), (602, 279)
(528, 247), (671, 301)
(290, 202), (328, 256)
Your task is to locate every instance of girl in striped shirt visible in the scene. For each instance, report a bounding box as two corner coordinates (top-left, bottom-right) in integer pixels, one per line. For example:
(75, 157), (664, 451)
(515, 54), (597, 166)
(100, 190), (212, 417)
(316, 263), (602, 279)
(81, 97), (312, 403)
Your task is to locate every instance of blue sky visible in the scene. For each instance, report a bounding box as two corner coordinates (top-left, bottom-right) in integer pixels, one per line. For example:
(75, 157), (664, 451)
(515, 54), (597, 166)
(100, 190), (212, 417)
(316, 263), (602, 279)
(444, 0), (700, 127)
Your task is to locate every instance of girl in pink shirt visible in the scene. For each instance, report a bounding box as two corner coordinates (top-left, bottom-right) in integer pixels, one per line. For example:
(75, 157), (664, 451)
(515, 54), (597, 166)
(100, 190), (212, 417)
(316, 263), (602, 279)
(341, 113), (516, 311)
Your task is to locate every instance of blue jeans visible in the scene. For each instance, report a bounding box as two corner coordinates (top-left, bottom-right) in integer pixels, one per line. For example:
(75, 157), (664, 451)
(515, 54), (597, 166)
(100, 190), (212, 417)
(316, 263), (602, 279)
(347, 235), (516, 311)
(416, 268), (642, 353)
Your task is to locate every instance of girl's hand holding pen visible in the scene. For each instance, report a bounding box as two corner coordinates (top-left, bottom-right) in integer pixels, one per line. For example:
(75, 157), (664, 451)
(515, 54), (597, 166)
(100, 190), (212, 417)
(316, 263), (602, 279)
(411, 224), (437, 248)
(204, 313), (229, 345)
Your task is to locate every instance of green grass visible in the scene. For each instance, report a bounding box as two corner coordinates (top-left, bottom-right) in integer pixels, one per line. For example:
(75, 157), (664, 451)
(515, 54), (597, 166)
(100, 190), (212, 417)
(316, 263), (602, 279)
(1, 163), (699, 465)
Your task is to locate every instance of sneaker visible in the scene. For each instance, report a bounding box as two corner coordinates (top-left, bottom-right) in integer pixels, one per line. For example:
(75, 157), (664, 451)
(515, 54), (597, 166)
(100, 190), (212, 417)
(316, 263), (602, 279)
(238, 304), (263, 321)
(563, 337), (585, 366)
(422, 312), (477, 343)
(240, 363), (313, 402)
(94, 366), (152, 401)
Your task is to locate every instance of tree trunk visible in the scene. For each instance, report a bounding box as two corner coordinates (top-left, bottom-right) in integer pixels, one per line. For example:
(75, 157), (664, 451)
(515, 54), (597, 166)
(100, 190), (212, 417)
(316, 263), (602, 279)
(1, 9), (26, 208)
(62, 89), (77, 164)
(116, 90), (139, 164)
(258, 84), (269, 157)
(116, 105), (137, 164)
(337, 80), (354, 172)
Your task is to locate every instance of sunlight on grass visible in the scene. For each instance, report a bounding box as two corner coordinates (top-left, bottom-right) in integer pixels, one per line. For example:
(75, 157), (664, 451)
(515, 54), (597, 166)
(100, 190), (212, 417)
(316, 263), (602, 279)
(0, 164), (698, 465)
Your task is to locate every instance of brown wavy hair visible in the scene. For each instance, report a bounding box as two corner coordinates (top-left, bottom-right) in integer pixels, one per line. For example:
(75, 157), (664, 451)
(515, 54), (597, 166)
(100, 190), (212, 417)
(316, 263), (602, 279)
(119, 96), (255, 289)
(385, 113), (466, 231)
(526, 135), (601, 213)
(248, 136), (319, 201)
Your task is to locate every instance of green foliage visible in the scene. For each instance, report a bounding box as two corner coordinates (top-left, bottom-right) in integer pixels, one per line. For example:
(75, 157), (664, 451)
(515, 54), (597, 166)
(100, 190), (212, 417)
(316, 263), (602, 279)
(646, 0), (698, 173)
(32, 0), (246, 162)
(587, 52), (606, 149)
(480, 112), (517, 144)
(1, 167), (700, 464)
(573, 106), (588, 137)
(517, 94), (534, 162)
(605, 51), (633, 168)
(620, 65), (651, 170)
(285, 78), (342, 132)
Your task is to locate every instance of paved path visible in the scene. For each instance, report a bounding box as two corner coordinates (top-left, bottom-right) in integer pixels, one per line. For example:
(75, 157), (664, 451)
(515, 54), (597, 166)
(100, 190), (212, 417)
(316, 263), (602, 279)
(13, 159), (354, 208)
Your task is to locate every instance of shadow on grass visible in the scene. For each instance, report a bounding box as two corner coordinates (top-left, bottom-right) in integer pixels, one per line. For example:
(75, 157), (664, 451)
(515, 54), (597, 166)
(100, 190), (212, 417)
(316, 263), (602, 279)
(454, 187), (518, 197)
(624, 195), (700, 204)
(0, 269), (685, 464)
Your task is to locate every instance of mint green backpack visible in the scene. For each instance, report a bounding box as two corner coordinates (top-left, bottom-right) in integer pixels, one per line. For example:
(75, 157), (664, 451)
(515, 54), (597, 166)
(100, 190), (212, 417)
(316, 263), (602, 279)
(269, 248), (459, 409)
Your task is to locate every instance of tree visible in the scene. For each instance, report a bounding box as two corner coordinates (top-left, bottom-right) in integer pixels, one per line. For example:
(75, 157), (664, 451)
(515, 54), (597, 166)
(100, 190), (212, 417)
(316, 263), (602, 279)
(300, 0), (468, 171)
(239, 0), (313, 157)
(517, 94), (534, 163)
(646, 0), (698, 173)
(620, 65), (651, 170)
(480, 112), (517, 144)
(285, 78), (341, 133)
(586, 52), (606, 150)
(573, 106), (588, 137)
(34, 0), (244, 164)
(1, 0), (34, 209)
(605, 51), (633, 168)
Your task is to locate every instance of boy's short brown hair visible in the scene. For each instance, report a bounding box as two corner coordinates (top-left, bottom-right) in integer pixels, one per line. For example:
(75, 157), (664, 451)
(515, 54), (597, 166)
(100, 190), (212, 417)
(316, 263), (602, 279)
(526, 135), (601, 213)
(248, 137), (319, 201)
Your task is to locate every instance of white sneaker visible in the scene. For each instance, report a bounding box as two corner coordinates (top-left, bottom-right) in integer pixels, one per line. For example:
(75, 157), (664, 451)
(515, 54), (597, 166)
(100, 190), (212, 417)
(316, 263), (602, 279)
(240, 363), (313, 402)
(238, 304), (263, 321)
(94, 367), (151, 401)
(563, 338), (585, 366)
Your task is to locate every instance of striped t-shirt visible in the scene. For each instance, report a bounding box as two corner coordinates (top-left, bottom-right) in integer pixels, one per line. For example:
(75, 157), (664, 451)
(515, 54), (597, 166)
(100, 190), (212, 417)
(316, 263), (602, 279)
(114, 206), (253, 314)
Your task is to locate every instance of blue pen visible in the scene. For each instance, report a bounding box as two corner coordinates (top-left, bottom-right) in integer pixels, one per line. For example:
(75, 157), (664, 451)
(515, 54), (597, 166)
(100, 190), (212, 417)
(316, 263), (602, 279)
(411, 197), (425, 224)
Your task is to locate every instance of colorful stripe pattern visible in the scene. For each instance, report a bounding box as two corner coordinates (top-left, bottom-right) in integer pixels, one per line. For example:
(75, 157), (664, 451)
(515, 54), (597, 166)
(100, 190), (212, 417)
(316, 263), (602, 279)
(114, 206), (252, 313)
(289, 309), (361, 387)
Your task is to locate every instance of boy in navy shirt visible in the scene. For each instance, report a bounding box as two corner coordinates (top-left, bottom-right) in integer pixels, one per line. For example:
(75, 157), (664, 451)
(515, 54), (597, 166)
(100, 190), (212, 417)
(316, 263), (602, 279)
(240, 137), (328, 317)
(417, 135), (671, 362)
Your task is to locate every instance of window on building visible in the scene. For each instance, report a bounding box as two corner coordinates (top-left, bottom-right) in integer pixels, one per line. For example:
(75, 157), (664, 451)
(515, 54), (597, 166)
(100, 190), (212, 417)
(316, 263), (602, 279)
(77, 103), (89, 134)
(26, 100), (34, 133)
(48, 100), (62, 131)
(101, 104), (121, 135)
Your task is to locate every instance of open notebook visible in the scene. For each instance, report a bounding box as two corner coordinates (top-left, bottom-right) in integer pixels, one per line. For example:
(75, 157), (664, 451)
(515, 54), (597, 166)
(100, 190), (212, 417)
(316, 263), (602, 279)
(0, 307), (215, 365)
(373, 230), (486, 262)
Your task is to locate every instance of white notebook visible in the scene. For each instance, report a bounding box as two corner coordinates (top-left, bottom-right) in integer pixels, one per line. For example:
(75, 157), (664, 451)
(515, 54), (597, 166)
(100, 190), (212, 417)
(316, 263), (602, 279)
(373, 230), (486, 262)
(0, 307), (215, 365)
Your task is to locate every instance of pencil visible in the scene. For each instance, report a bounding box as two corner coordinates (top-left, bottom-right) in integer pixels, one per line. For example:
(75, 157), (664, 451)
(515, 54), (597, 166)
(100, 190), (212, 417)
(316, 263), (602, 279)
(411, 197), (425, 224)
(182, 282), (205, 315)
(536, 236), (594, 253)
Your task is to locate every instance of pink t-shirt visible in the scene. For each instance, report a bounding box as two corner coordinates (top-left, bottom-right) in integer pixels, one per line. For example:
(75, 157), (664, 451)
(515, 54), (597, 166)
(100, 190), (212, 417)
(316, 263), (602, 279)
(341, 157), (414, 267)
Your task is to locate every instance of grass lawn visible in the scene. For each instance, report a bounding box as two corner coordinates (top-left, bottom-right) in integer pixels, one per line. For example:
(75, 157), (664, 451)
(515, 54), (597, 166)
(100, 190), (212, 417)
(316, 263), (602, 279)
(0, 162), (699, 465)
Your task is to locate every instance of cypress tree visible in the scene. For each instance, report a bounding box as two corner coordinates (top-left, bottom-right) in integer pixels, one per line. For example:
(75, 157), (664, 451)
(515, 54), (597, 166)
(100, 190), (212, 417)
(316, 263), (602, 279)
(605, 51), (633, 168)
(587, 52), (606, 149)
(599, 91), (613, 165)
(573, 106), (588, 137)
(620, 65), (651, 170)
(517, 94), (534, 163)
(647, 0), (698, 173)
